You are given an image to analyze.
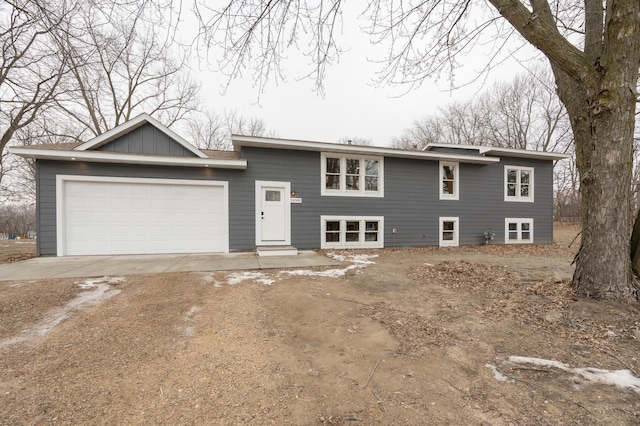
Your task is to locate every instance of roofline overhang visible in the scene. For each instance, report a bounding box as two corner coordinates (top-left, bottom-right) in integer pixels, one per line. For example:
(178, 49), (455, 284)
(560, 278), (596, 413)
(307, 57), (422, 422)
(233, 135), (500, 164)
(9, 147), (247, 169)
(74, 113), (209, 159)
(424, 143), (571, 161)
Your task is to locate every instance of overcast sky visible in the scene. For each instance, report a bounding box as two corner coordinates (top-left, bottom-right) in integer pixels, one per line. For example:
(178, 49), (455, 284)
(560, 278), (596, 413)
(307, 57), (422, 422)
(188, 4), (542, 147)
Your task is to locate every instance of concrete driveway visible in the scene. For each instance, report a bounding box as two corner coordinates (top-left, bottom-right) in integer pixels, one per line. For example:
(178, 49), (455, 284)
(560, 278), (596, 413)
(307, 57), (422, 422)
(0, 251), (342, 281)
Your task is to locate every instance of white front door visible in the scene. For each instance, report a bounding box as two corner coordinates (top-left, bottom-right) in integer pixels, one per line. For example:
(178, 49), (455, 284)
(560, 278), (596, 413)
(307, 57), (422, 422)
(256, 181), (291, 246)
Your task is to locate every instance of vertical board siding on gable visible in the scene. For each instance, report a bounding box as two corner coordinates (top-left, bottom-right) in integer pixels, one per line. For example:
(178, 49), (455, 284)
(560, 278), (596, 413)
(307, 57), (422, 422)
(96, 123), (196, 157)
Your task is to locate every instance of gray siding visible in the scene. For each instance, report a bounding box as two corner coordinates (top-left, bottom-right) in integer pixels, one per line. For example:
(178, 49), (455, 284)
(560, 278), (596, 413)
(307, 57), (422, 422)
(239, 147), (553, 249)
(97, 123), (196, 157)
(36, 146), (554, 255)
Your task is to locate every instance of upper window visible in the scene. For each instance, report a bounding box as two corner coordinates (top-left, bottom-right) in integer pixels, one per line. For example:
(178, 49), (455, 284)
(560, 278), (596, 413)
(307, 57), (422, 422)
(321, 154), (384, 197)
(439, 161), (459, 200)
(505, 218), (533, 244)
(504, 166), (534, 202)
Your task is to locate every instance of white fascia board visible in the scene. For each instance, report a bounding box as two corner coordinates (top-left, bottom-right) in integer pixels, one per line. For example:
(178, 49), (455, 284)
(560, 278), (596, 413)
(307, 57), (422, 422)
(9, 147), (247, 169)
(74, 113), (208, 159)
(425, 143), (570, 161)
(232, 135), (499, 164)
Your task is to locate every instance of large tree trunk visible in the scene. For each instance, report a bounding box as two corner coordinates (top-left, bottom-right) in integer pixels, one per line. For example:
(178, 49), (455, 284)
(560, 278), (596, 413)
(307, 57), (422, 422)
(552, 63), (639, 302)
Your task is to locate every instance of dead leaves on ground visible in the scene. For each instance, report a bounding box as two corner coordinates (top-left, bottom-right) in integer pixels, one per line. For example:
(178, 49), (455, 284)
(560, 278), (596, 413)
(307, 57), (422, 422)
(409, 260), (640, 352)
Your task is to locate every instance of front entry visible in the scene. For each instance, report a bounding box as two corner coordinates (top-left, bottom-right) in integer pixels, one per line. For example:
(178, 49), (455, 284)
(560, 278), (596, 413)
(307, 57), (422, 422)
(255, 181), (291, 246)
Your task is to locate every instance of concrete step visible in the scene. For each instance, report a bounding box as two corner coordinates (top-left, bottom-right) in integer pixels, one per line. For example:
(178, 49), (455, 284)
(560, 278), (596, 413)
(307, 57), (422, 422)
(256, 246), (299, 257)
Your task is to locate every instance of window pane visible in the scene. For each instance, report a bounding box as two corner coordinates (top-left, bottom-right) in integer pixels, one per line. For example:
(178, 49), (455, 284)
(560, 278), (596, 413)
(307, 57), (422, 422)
(346, 221), (360, 231)
(365, 232), (378, 241)
(507, 184), (516, 197)
(325, 232), (340, 242)
(346, 159), (360, 174)
(521, 185), (529, 197)
(442, 181), (454, 195)
(365, 176), (378, 191)
(508, 223), (517, 231)
(443, 221), (455, 231)
(443, 165), (455, 180)
(521, 223), (530, 231)
(345, 232), (359, 242)
(509, 231), (518, 240)
(522, 231), (531, 240)
(520, 171), (530, 184)
(326, 157), (340, 173)
(346, 175), (359, 190)
(326, 174), (340, 189)
(365, 221), (378, 231)
(507, 170), (517, 183)
(265, 190), (280, 201)
(365, 160), (378, 176)
(442, 231), (454, 241)
(326, 221), (340, 231)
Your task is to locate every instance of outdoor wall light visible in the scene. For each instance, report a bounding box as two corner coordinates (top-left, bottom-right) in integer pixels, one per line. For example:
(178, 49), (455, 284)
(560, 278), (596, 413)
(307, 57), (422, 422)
(291, 191), (296, 197)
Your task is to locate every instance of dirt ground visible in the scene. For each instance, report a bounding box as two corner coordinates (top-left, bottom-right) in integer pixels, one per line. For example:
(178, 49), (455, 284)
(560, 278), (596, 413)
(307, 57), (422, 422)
(2, 225), (640, 425)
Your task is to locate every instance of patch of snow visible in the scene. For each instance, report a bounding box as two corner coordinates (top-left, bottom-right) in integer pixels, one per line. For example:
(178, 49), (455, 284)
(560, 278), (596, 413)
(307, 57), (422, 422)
(77, 276), (125, 289)
(485, 363), (514, 382)
(327, 253), (378, 265)
(185, 306), (201, 321)
(227, 271), (274, 286)
(281, 264), (361, 278)
(281, 253), (378, 278)
(181, 326), (196, 337)
(0, 279), (123, 349)
(506, 356), (640, 395)
(199, 273), (223, 287)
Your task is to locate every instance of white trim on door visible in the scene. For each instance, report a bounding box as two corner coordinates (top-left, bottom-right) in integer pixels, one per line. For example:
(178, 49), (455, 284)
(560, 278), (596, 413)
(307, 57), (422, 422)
(255, 180), (291, 246)
(56, 175), (229, 256)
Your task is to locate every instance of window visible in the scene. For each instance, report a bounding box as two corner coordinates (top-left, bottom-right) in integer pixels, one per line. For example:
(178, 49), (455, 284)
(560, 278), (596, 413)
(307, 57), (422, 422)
(321, 216), (384, 248)
(439, 217), (459, 247)
(505, 218), (533, 244)
(321, 154), (384, 196)
(505, 166), (534, 202)
(439, 161), (459, 200)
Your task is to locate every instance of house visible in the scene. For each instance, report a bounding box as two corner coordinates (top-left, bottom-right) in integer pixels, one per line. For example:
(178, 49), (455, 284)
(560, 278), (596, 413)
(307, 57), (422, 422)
(10, 114), (569, 257)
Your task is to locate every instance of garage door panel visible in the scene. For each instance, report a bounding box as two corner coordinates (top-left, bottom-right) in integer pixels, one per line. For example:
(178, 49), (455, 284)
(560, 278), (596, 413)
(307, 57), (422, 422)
(62, 179), (228, 255)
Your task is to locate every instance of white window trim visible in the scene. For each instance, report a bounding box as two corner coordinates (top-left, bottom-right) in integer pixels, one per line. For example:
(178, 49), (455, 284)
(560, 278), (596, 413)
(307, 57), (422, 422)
(439, 217), (459, 247)
(504, 165), (534, 202)
(321, 153), (384, 197)
(320, 215), (384, 249)
(439, 161), (459, 200)
(505, 218), (534, 244)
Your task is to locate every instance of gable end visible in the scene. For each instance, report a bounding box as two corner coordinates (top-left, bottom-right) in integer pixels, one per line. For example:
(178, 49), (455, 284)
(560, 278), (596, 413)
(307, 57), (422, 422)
(96, 123), (198, 157)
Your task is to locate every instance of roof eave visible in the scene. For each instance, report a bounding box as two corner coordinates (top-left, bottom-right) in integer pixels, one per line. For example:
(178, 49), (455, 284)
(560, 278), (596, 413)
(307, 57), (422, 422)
(232, 136), (500, 164)
(9, 147), (247, 170)
(424, 142), (570, 161)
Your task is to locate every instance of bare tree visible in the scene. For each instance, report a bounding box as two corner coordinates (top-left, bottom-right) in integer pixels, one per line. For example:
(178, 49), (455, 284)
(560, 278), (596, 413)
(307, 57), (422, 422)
(52, 3), (201, 140)
(338, 136), (372, 146)
(193, 0), (640, 301)
(392, 116), (444, 150)
(0, 202), (35, 238)
(0, 0), (72, 186)
(187, 109), (272, 151)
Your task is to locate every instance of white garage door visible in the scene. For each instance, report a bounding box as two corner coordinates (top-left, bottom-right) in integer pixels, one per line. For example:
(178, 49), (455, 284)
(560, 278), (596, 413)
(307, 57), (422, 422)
(59, 177), (228, 255)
